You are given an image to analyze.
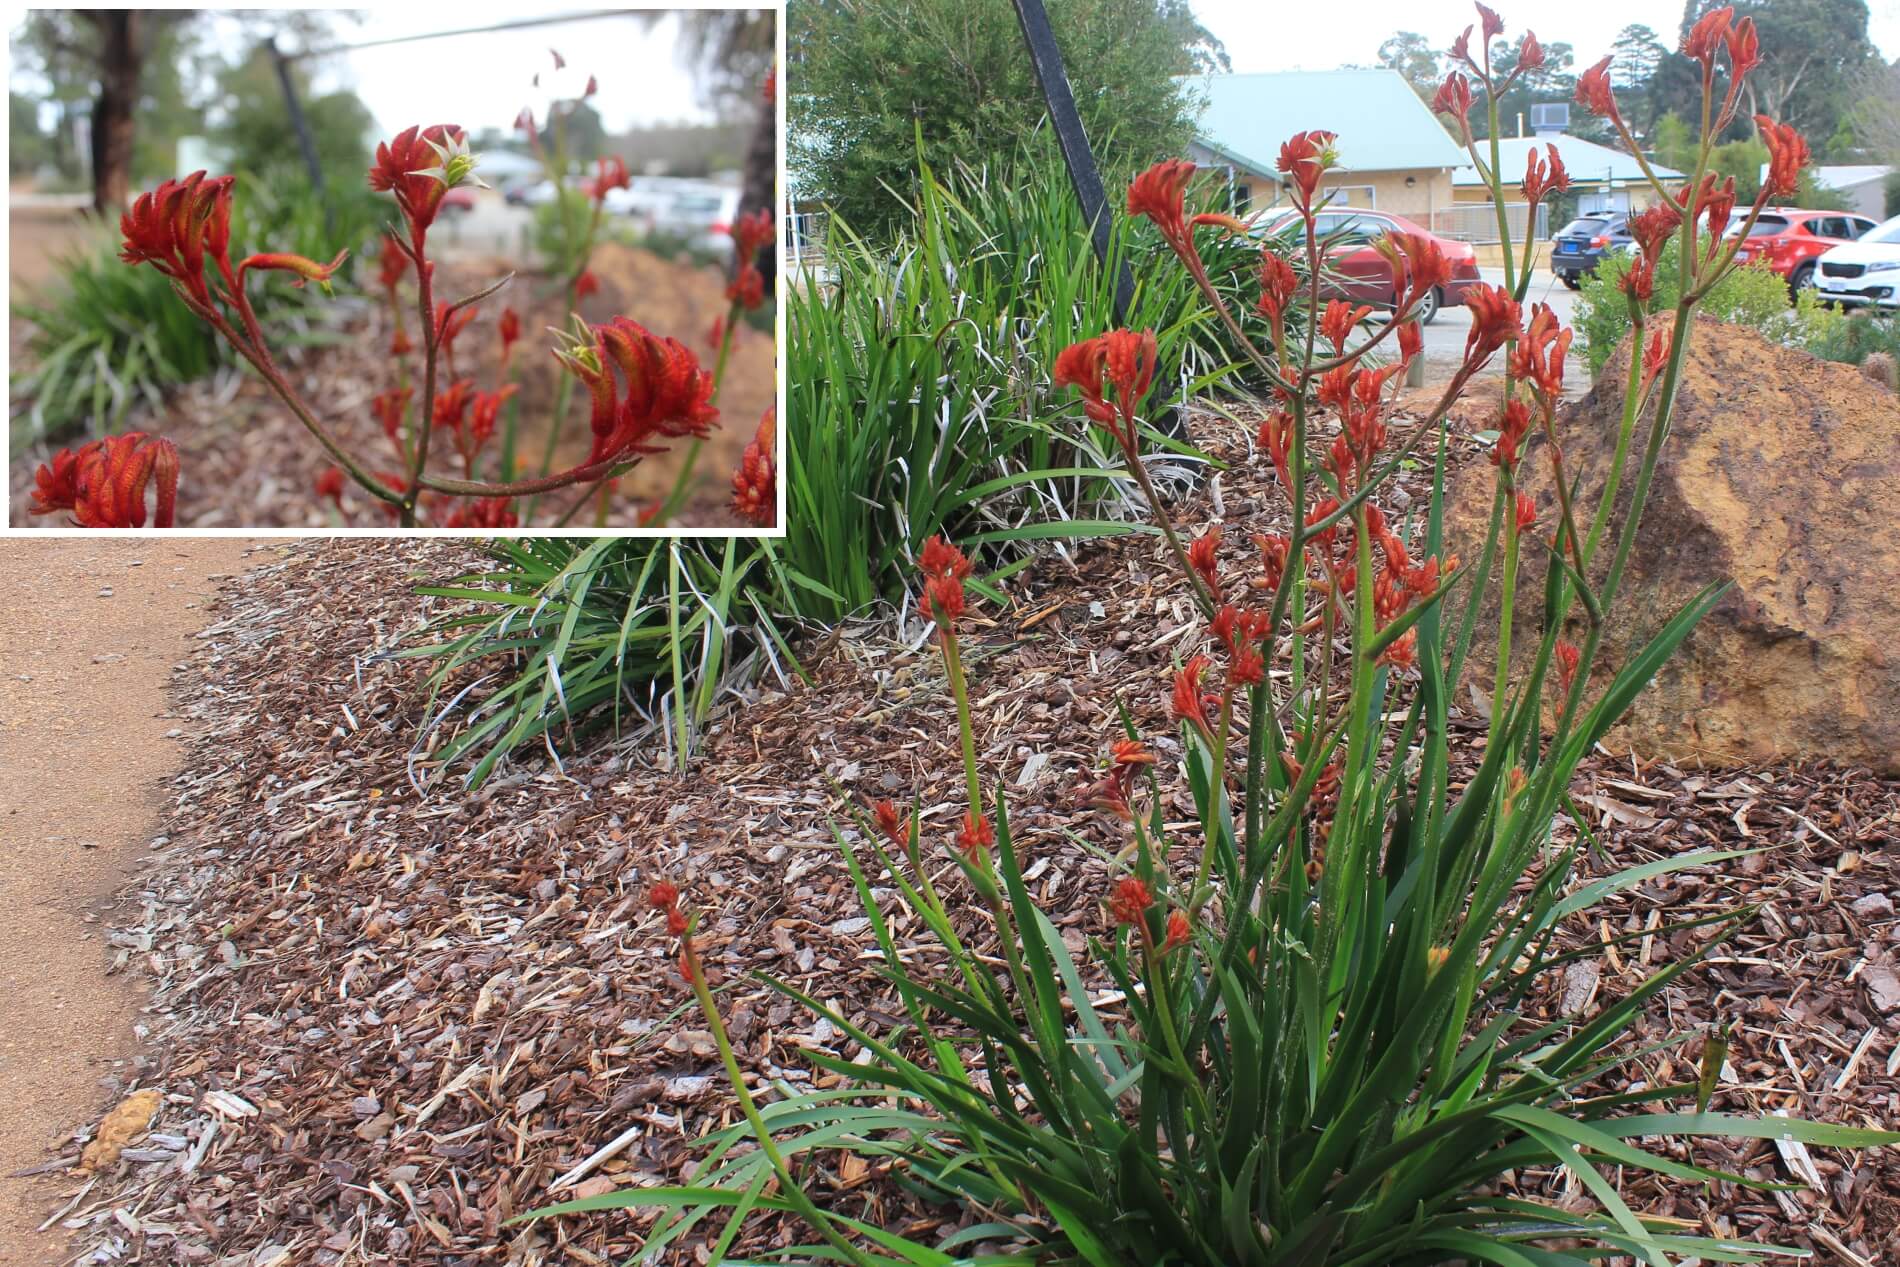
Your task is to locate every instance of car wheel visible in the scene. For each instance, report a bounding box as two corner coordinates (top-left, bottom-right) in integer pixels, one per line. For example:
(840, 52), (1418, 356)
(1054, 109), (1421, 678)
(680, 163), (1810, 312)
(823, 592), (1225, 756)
(1413, 286), (1441, 325)
(1788, 262), (1816, 297)
(1561, 273), (1582, 290)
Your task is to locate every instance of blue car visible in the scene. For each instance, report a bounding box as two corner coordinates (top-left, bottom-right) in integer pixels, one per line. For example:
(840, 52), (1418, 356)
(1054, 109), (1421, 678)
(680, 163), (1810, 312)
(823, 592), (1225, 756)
(1551, 214), (1633, 288)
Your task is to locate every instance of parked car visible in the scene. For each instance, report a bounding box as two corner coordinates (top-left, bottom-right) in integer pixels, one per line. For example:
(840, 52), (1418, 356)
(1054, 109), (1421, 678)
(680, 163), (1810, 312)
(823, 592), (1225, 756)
(1257, 209), (1482, 324)
(438, 186), (476, 215)
(1726, 208), (1881, 292)
(1811, 213), (1900, 311)
(602, 177), (678, 225)
(1550, 213), (1632, 288)
(649, 183), (744, 260)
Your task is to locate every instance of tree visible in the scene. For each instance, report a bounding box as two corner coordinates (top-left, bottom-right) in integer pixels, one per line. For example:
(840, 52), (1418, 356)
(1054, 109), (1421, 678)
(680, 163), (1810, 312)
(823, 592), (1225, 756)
(209, 43), (375, 180)
(1676, 0), (1880, 154)
(1609, 24), (1668, 91)
(1377, 32), (1440, 102)
(10, 92), (51, 178)
(1471, 35), (1603, 143)
(791, 0), (1222, 237)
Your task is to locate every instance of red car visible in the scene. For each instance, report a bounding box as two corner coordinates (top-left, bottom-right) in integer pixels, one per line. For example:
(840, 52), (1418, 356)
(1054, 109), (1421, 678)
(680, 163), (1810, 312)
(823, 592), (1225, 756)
(1729, 208), (1880, 291)
(1260, 209), (1483, 324)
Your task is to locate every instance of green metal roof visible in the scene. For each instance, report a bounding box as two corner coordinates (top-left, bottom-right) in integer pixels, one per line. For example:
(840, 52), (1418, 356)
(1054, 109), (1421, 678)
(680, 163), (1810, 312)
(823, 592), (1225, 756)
(1182, 70), (1468, 178)
(1453, 134), (1681, 187)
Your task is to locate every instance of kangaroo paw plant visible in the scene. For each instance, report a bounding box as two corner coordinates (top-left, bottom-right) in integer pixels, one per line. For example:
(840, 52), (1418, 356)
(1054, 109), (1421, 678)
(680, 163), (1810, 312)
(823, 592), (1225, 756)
(523, 7), (1893, 1264)
(31, 49), (775, 530)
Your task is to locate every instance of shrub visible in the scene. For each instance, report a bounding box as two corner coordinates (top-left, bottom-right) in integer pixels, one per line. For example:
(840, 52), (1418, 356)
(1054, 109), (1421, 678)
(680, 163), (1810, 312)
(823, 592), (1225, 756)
(527, 10), (1900, 1264)
(1575, 235), (1792, 374)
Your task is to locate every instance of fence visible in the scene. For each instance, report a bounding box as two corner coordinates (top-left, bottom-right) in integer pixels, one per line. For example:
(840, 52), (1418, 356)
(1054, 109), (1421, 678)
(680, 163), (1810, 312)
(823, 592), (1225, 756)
(1428, 201), (1549, 245)
(785, 210), (829, 271)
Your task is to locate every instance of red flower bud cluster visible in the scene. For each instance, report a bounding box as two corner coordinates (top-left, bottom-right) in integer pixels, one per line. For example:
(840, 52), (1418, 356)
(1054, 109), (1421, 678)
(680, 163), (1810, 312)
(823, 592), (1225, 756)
(957, 809), (994, 858)
(1187, 526), (1224, 601)
(648, 880), (688, 937)
(1126, 159), (1198, 255)
(1509, 303), (1572, 398)
(725, 209), (774, 311)
(1375, 231), (1451, 317)
(871, 799), (909, 851)
(1172, 654), (1219, 737)
(1461, 284), (1522, 369)
(559, 317), (720, 472)
(1514, 492), (1538, 534)
(118, 171), (235, 309)
(1757, 117), (1810, 200)
(575, 269), (600, 301)
(1257, 249), (1300, 335)
(917, 534), (973, 628)
(1053, 328), (1159, 452)
(1107, 876), (1153, 927)
(31, 432), (180, 528)
(593, 155), (631, 203)
(1081, 738), (1155, 821)
(499, 307), (521, 362)
(731, 407), (776, 527)
(370, 124), (465, 237)
(1433, 72), (1474, 130)
(1210, 603), (1271, 687)
(1276, 131), (1338, 213)
(1554, 640), (1582, 694)
(442, 497), (520, 529)
(1520, 143), (1568, 205)
(1320, 300), (1373, 351)
(1493, 398), (1532, 469)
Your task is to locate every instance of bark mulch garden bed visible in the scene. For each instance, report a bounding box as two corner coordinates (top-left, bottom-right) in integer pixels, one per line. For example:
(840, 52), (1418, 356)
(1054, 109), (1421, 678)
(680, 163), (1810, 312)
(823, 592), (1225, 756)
(34, 414), (1900, 1266)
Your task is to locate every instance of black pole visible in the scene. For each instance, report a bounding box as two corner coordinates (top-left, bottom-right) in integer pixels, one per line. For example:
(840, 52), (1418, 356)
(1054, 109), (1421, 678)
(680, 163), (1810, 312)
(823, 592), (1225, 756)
(1009, 0), (1134, 326)
(271, 39), (325, 194)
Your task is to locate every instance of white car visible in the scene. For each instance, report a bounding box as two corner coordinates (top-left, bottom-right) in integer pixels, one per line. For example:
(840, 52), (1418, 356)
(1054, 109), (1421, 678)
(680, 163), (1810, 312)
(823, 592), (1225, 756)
(650, 184), (743, 259)
(1812, 214), (1900, 310)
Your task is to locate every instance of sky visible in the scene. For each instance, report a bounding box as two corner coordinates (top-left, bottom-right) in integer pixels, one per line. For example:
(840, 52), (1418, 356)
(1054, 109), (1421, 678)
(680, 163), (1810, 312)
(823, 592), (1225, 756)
(5, 5), (758, 135)
(274, 7), (734, 135)
(1190, 0), (1900, 74)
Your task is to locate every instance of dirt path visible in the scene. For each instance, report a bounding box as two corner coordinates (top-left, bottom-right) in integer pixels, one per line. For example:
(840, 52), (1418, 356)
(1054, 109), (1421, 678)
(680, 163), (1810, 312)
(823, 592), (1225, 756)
(0, 538), (261, 1265)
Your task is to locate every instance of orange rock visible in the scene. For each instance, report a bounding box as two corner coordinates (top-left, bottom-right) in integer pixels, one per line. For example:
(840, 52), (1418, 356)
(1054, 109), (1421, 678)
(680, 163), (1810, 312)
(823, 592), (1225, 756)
(78, 1088), (161, 1172)
(1451, 314), (1900, 773)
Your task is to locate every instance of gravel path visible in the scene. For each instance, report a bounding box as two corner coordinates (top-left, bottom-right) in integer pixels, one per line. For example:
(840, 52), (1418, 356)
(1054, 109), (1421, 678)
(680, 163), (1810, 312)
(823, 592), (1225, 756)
(0, 538), (261, 1265)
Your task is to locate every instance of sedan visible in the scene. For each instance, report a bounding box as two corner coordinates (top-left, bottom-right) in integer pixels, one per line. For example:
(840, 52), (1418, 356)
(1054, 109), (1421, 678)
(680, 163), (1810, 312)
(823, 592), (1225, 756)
(1257, 209), (1482, 324)
(1727, 209), (1880, 292)
(1811, 214), (1900, 311)
(1550, 213), (1631, 288)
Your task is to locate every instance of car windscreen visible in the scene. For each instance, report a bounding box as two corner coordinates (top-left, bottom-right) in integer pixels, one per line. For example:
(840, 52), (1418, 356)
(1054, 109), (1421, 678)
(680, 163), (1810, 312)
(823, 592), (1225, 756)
(1866, 218), (1900, 244)
(1558, 217), (1611, 236)
(1745, 215), (1789, 237)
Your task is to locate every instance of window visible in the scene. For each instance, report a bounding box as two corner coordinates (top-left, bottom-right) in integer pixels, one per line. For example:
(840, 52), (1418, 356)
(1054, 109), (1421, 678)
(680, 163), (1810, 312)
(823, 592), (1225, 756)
(1746, 215), (1789, 237)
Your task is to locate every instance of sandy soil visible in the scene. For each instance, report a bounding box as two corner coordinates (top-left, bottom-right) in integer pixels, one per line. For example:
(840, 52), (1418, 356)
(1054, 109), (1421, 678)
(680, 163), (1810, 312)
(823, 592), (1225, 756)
(0, 538), (263, 1265)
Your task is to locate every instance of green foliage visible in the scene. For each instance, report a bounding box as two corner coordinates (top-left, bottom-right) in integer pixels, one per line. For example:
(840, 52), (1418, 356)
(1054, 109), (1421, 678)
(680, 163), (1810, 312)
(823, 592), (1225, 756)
(211, 45), (375, 179)
(11, 171), (390, 446)
(784, 140), (1253, 623)
(1575, 237), (1795, 374)
(404, 538), (819, 786)
(791, 0), (1222, 237)
(1792, 300), (1900, 366)
(531, 187), (599, 277)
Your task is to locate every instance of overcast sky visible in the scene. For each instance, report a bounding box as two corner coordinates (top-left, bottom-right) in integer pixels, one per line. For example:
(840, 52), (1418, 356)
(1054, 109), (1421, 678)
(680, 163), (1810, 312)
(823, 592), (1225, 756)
(1190, 0), (1900, 74)
(284, 6), (735, 135)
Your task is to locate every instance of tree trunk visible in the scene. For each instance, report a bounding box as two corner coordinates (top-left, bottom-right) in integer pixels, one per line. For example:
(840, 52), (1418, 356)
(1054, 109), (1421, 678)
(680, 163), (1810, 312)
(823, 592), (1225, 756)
(736, 79), (776, 291)
(85, 10), (140, 215)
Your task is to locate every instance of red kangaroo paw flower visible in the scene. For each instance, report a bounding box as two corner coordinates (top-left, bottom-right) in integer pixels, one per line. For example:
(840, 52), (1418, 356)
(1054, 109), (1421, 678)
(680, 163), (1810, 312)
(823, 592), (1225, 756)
(593, 155), (630, 202)
(731, 407), (776, 527)
(1514, 492), (1538, 534)
(1186, 526), (1223, 600)
(369, 124), (465, 235)
(1127, 158), (1197, 253)
(442, 497), (520, 529)
(1576, 57), (1621, 126)
(1276, 131), (1338, 212)
(1757, 117), (1809, 200)
(1461, 284), (1522, 368)
(32, 432), (180, 528)
(956, 810), (994, 857)
(315, 466), (345, 509)
(1162, 910), (1192, 954)
(1053, 328), (1158, 449)
(1172, 654), (1218, 737)
(498, 307), (521, 359)
(1107, 876), (1153, 927)
(1433, 71), (1474, 129)
(574, 269), (601, 301)
(118, 171), (236, 308)
(917, 534), (973, 628)
(1682, 7), (1732, 72)
(871, 799), (909, 851)
(377, 232), (408, 294)
(1516, 31), (1544, 74)
(1555, 640), (1582, 693)
(1521, 143), (1568, 205)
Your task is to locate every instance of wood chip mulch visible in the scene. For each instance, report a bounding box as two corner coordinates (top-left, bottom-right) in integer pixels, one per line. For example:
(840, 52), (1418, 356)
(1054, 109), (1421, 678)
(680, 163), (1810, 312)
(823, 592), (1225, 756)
(36, 411), (1900, 1266)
